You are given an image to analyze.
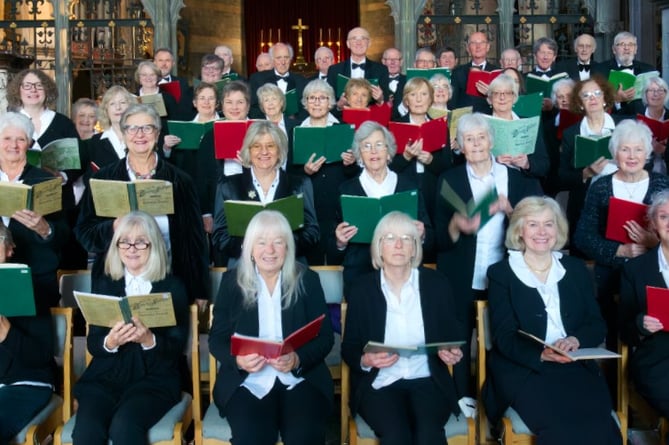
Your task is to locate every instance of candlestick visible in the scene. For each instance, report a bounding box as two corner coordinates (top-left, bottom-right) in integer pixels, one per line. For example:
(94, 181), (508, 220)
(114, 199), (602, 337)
(319, 28), (322, 44)
(269, 28), (272, 46)
(260, 29), (264, 52)
(278, 28), (281, 43)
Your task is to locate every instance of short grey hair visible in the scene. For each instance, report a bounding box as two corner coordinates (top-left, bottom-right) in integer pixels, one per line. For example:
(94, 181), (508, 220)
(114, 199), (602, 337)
(239, 120), (288, 169)
(608, 119), (652, 160)
(370, 211), (423, 269)
(551, 78), (575, 106)
(301, 79), (335, 110)
(120, 103), (162, 133)
(456, 112), (495, 148)
(648, 190), (669, 229)
(429, 73), (452, 95)
(0, 112), (34, 143)
(351, 121), (397, 162)
(269, 43), (294, 59)
(641, 76), (669, 107)
(533, 37), (558, 56)
(574, 34), (596, 52)
(613, 31), (637, 47)
(256, 83), (286, 114)
(487, 74), (519, 102)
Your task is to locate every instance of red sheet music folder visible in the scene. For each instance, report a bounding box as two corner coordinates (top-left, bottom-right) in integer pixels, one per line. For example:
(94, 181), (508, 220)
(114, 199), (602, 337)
(646, 286), (669, 331)
(213, 120), (255, 160)
(605, 197), (648, 244)
(389, 118), (447, 154)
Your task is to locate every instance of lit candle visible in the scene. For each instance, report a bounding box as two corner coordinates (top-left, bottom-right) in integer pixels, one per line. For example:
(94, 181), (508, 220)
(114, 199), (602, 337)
(319, 28), (322, 46)
(269, 28), (272, 45)
(278, 28), (281, 42)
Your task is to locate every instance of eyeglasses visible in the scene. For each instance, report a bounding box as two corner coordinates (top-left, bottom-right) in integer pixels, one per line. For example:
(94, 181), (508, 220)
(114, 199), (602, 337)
(202, 65), (222, 72)
(647, 88), (667, 95)
(307, 95), (329, 103)
(469, 40), (488, 46)
(117, 240), (151, 250)
(196, 96), (217, 102)
(580, 90), (603, 100)
(492, 91), (514, 98)
(432, 84), (449, 91)
(383, 57), (402, 63)
(361, 142), (387, 152)
(348, 36), (370, 42)
(380, 234), (415, 246)
(615, 42), (636, 49)
(21, 82), (44, 90)
(123, 124), (158, 135)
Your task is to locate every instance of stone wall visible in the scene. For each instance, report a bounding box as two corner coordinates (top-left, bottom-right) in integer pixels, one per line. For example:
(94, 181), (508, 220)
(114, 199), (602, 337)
(360, 0), (395, 61)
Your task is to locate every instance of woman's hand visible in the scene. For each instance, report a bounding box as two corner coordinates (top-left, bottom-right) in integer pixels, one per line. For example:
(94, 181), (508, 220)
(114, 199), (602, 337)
(336, 94), (349, 111)
(490, 194), (512, 216)
(341, 150), (356, 166)
(362, 351), (399, 369)
(202, 215), (214, 234)
(163, 134), (181, 150)
(0, 316), (10, 342)
(475, 81), (489, 96)
(267, 351), (299, 373)
(643, 315), (664, 333)
(624, 220), (658, 248)
(540, 348), (573, 364)
(438, 347), (463, 365)
(583, 157), (609, 181)
(304, 153), (326, 175)
(129, 317), (154, 348)
(104, 320), (136, 350)
(370, 85), (384, 104)
(12, 210), (51, 239)
(615, 242), (648, 259)
(413, 220), (426, 241)
(236, 353), (266, 373)
(335, 221), (358, 249)
(652, 138), (667, 155)
(403, 139), (421, 161)
(448, 213), (480, 242)
(553, 335), (579, 352)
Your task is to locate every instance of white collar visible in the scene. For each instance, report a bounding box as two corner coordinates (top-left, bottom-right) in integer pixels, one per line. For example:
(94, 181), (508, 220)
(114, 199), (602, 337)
(508, 250), (566, 289)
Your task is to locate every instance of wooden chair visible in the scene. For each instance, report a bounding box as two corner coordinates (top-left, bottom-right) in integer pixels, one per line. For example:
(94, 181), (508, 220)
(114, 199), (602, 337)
(10, 308), (73, 445)
(476, 300), (627, 445)
(340, 302), (475, 445)
(195, 305), (283, 445)
(53, 304), (198, 445)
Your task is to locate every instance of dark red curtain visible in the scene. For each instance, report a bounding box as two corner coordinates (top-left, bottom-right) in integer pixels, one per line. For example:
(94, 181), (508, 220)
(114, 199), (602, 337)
(243, 0), (359, 75)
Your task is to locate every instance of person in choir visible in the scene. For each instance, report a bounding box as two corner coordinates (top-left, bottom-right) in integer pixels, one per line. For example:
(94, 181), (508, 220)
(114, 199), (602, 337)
(0, 112), (69, 309)
(343, 78), (374, 110)
(249, 43), (307, 119)
(71, 211), (189, 445)
(437, 46), (458, 70)
(593, 31), (656, 116)
(330, 121), (434, 295)
(326, 27), (390, 102)
(381, 47), (406, 118)
(256, 83), (298, 165)
(209, 210), (333, 445)
(310, 46), (334, 81)
(341, 211), (465, 445)
(134, 60), (179, 123)
(485, 196), (622, 445)
(72, 98), (98, 140)
(414, 48), (437, 68)
(82, 86), (138, 179)
(198, 54), (225, 85)
(638, 76), (669, 174)
(0, 223), (57, 444)
(527, 37), (563, 112)
(556, 34), (599, 82)
(434, 113), (542, 396)
(484, 74), (549, 179)
(255, 52), (273, 72)
(620, 189), (669, 421)
(499, 48), (523, 71)
(500, 67), (526, 94)
(214, 44), (240, 78)
(574, 120), (668, 351)
(154, 47), (195, 120)
(390, 76), (452, 224)
(75, 104), (208, 309)
(211, 120), (319, 266)
(429, 73), (452, 117)
(542, 78), (576, 196)
(559, 76), (618, 255)
(450, 31), (500, 110)
(299, 79), (358, 265)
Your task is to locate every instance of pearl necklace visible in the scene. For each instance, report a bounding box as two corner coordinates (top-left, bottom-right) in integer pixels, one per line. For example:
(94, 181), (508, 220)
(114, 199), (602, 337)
(129, 156), (157, 180)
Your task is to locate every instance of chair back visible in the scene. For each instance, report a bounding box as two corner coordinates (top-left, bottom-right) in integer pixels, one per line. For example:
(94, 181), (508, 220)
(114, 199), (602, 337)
(58, 270), (91, 307)
(312, 266), (344, 304)
(475, 300), (492, 444)
(51, 307), (74, 421)
(208, 267), (227, 304)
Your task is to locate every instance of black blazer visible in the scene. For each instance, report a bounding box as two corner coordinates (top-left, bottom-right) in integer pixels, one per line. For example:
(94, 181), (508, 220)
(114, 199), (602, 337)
(341, 268), (463, 416)
(0, 314), (55, 386)
(81, 133), (123, 180)
(161, 75), (196, 121)
(449, 61), (500, 111)
(211, 167), (320, 261)
(9, 165), (69, 310)
(327, 173), (435, 295)
(485, 255), (606, 420)
(249, 70), (307, 119)
(434, 164), (542, 320)
(74, 274), (189, 403)
(388, 74), (407, 120)
(592, 59), (657, 116)
(75, 156), (209, 303)
(326, 59), (390, 100)
(209, 266), (334, 413)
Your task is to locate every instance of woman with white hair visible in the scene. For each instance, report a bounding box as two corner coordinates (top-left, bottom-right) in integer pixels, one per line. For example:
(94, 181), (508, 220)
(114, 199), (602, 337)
(638, 76), (669, 173)
(342, 211), (464, 444)
(209, 210), (333, 445)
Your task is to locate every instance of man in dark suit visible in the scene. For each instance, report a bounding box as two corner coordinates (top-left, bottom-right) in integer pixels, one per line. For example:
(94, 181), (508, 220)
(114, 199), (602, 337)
(499, 48), (522, 70)
(593, 31), (657, 115)
(556, 33), (599, 82)
(248, 42), (307, 119)
(154, 47), (194, 120)
(381, 47), (406, 119)
(450, 31), (499, 111)
(526, 37), (567, 112)
(214, 44), (244, 81)
(326, 26), (390, 105)
(309, 46), (334, 81)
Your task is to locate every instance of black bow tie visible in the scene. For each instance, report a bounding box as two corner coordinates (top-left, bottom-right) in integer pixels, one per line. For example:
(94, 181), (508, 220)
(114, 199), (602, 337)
(536, 69), (552, 76)
(472, 64), (484, 70)
(162, 76), (171, 82)
(578, 63), (590, 72)
(389, 75), (400, 80)
(619, 64), (634, 70)
(275, 74), (289, 82)
(352, 62), (366, 70)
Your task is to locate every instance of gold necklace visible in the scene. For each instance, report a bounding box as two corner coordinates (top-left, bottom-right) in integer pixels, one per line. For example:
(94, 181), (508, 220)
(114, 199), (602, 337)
(523, 256), (552, 273)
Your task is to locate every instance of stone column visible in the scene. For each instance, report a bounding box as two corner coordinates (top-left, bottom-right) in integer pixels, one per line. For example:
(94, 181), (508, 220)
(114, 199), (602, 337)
(497, 0), (514, 57)
(385, 0), (427, 72)
(54, 0), (71, 114)
(141, 0), (185, 73)
(593, 0), (620, 63)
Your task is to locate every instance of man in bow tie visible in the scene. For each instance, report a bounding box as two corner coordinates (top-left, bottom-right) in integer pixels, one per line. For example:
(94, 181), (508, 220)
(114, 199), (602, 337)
(382, 47), (406, 118)
(437, 47), (458, 70)
(499, 48), (523, 70)
(308, 46), (334, 81)
(527, 37), (568, 111)
(326, 26), (390, 105)
(214, 44), (243, 81)
(556, 34), (599, 82)
(450, 31), (499, 110)
(248, 42), (307, 118)
(593, 31), (657, 115)
(153, 47), (194, 120)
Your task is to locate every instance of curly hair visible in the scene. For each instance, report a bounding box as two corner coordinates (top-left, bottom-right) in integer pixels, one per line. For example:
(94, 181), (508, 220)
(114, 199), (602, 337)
(6, 69), (58, 110)
(569, 76), (615, 115)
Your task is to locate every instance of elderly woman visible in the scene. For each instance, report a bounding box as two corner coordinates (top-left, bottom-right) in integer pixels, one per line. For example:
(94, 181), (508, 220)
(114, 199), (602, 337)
(72, 211), (189, 444)
(501, 67), (526, 95)
(434, 113), (541, 396)
(620, 189), (669, 420)
(209, 210), (333, 445)
(428, 73), (452, 118)
(342, 211), (464, 444)
(0, 224), (57, 443)
(390, 76), (453, 223)
(330, 121), (434, 295)
(0, 112), (68, 308)
(486, 196), (621, 445)
(638, 76), (669, 173)
(574, 120), (669, 349)
(134, 61), (179, 123)
(211, 120), (319, 266)
(257, 83), (298, 167)
(299, 78), (358, 264)
(75, 104), (208, 308)
(485, 74), (549, 179)
(559, 76), (619, 251)
(72, 98), (98, 140)
(344, 78), (374, 109)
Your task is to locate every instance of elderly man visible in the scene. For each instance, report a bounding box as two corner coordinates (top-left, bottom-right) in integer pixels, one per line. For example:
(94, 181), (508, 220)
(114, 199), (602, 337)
(414, 47), (437, 68)
(249, 42), (307, 118)
(153, 47), (193, 120)
(310, 46), (334, 81)
(437, 46), (458, 70)
(214, 44), (241, 79)
(450, 31), (500, 110)
(499, 48), (522, 70)
(556, 34), (599, 81)
(382, 47), (406, 118)
(326, 26), (389, 103)
(255, 52), (272, 72)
